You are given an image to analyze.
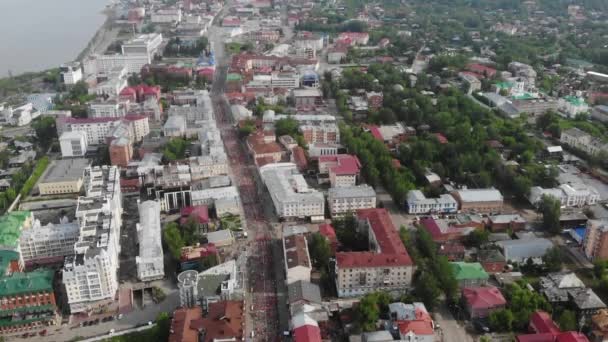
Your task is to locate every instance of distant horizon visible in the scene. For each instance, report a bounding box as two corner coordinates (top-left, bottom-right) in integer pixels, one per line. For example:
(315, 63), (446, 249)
(0, 0), (108, 77)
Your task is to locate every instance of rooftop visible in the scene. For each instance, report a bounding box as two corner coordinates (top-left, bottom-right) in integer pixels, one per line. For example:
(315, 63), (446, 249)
(451, 262), (489, 281)
(0, 211), (31, 249)
(462, 286), (506, 309)
(41, 159), (89, 183)
(0, 269), (54, 297)
(328, 185), (376, 199)
(454, 188), (503, 203)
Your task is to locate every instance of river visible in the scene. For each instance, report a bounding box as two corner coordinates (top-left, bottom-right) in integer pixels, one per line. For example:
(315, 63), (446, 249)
(0, 0), (109, 77)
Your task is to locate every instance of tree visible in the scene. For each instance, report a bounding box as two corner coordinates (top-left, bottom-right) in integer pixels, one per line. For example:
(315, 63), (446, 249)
(163, 223), (185, 260)
(275, 117), (299, 137)
(333, 213), (368, 251)
(557, 310), (577, 331)
(414, 268), (441, 310)
(308, 233), (331, 269)
(356, 293), (380, 332)
(489, 309), (515, 331)
(163, 138), (190, 161)
(464, 229), (490, 248)
(540, 195), (561, 235)
(378, 108), (397, 124)
(32, 117), (57, 146)
(542, 247), (563, 273)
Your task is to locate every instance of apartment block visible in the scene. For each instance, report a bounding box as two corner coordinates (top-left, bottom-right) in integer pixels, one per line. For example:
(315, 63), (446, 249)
(328, 185), (376, 217)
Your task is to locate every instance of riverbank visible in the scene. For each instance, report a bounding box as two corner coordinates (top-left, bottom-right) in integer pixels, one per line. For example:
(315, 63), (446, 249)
(76, 7), (120, 62)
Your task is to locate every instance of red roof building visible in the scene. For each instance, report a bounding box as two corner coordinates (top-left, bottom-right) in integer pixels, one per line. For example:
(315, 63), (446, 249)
(318, 223), (338, 254)
(466, 64), (497, 78)
(462, 286), (507, 318)
(335, 209), (414, 297)
(185, 301), (244, 342)
(419, 217), (472, 242)
(169, 307), (203, 342)
(337, 32), (370, 46)
(291, 146), (309, 172)
(246, 130), (285, 166)
(293, 324), (322, 342)
(318, 154), (361, 187)
(397, 306), (434, 340)
(180, 205), (210, 226)
(516, 311), (590, 342)
(119, 84), (161, 103)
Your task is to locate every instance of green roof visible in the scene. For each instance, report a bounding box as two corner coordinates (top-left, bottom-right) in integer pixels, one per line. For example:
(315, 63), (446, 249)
(495, 81), (514, 89)
(227, 73), (242, 81)
(450, 262), (489, 281)
(0, 269), (54, 297)
(563, 95), (587, 106)
(0, 211), (30, 249)
(0, 250), (20, 275)
(512, 92), (538, 100)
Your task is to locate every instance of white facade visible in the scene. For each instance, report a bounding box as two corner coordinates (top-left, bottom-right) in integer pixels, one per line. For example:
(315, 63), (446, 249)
(60, 131), (88, 158)
(60, 62), (83, 85)
(529, 184), (600, 208)
(328, 185), (376, 217)
(151, 8), (182, 23)
(136, 201), (164, 281)
(63, 166), (123, 313)
(66, 120), (121, 145)
(89, 101), (127, 118)
(260, 163), (325, 219)
(560, 127), (608, 157)
(91, 54), (151, 75)
(1, 102), (40, 126)
(559, 97), (589, 118)
(189, 155), (229, 180)
(406, 190), (458, 214)
(20, 220), (80, 264)
(163, 115), (187, 137)
(93, 78), (128, 97)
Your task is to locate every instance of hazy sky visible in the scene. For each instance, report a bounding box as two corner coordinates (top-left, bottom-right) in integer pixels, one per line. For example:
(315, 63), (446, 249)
(0, 0), (108, 76)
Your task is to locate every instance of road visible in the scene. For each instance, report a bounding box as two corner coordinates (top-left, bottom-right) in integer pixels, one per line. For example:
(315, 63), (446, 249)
(208, 9), (285, 340)
(434, 303), (475, 342)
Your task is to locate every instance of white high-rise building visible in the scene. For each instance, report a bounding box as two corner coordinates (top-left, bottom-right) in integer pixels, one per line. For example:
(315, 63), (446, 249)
(60, 62), (83, 85)
(59, 131), (88, 158)
(177, 270), (199, 308)
(136, 201), (164, 281)
(20, 220), (80, 265)
(122, 33), (163, 59)
(62, 166), (123, 313)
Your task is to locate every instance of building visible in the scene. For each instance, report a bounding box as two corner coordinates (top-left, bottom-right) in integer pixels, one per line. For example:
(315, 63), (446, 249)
(88, 100), (127, 118)
(318, 154), (361, 188)
(206, 230), (234, 247)
(293, 88), (323, 107)
(122, 34), (163, 59)
(584, 220), (608, 261)
(60, 62), (83, 85)
(496, 238), (553, 263)
(163, 115), (187, 137)
(188, 155), (229, 180)
(19, 218), (79, 267)
(528, 184), (600, 208)
(337, 32), (370, 46)
(328, 185), (376, 218)
(451, 188), (504, 213)
(136, 201), (164, 282)
(59, 131), (88, 158)
(0, 211), (35, 274)
(38, 158), (89, 195)
(260, 163), (325, 220)
(142, 165), (192, 212)
(451, 262), (489, 288)
(487, 214), (526, 232)
(2, 102), (40, 126)
(62, 166), (122, 313)
(559, 96), (589, 118)
(168, 301), (244, 342)
(591, 309), (608, 342)
(541, 272), (607, 319)
(406, 190), (458, 214)
(335, 209), (414, 297)
(58, 117), (121, 145)
(591, 105), (608, 123)
(561, 127), (608, 157)
(461, 286), (507, 318)
(394, 303), (435, 342)
(177, 270), (199, 308)
(246, 130), (285, 166)
(283, 233), (312, 284)
(151, 8), (182, 23)
(300, 123), (340, 145)
(109, 136), (133, 167)
(517, 311), (589, 342)
(0, 269), (57, 334)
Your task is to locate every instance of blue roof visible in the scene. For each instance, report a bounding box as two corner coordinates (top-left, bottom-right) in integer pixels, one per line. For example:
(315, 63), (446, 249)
(574, 227), (586, 240)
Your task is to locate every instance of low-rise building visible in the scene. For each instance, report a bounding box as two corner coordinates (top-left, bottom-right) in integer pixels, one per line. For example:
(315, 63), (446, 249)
(517, 311), (589, 342)
(327, 185), (376, 217)
(487, 214), (526, 232)
(206, 230), (234, 247)
(559, 96), (589, 118)
(529, 184), (600, 208)
(60, 62), (83, 85)
(561, 127), (608, 157)
(496, 238), (553, 263)
(406, 190), (458, 214)
(136, 201), (164, 282)
(283, 233), (312, 285)
(300, 123), (340, 145)
(541, 272), (607, 320)
(451, 188), (504, 213)
(335, 209), (414, 297)
(318, 154), (361, 188)
(38, 158), (89, 195)
(451, 262), (489, 288)
(20, 219), (80, 267)
(462, 286), (507, 319)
